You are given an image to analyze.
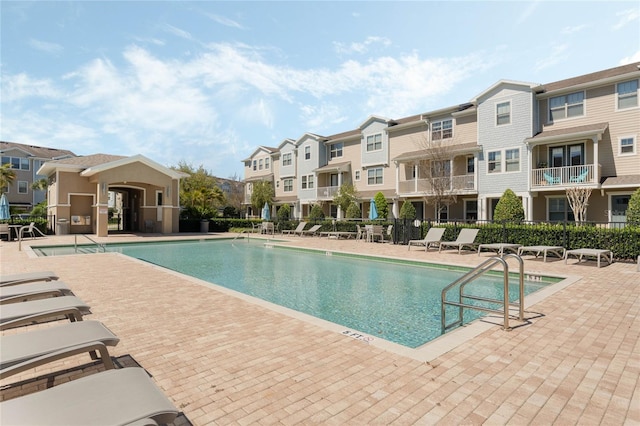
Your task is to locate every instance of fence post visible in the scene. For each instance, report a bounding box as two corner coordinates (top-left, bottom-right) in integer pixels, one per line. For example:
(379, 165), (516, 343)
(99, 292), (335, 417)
(563, 220), (568, 248)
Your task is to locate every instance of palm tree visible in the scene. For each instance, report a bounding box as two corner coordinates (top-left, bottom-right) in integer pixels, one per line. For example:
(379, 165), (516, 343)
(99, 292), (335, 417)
(31, 178), (48, 192)
(0, 163), (16, 194)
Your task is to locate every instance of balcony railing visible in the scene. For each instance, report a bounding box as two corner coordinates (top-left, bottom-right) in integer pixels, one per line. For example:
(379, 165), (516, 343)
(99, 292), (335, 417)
(316, 185), (340, 200)
(398, 175), (475, 195)
(531, 164), (597, 189)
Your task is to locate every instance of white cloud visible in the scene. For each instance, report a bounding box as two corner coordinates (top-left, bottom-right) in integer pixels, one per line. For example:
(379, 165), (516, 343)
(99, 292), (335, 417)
(535, 43), (569, 71)
(28, 38), (63, 54)
(0, 73), (60, 102)
(515, 1), (540, 25)
(239, 98), (274, 129)
(333, 36), (391, 55)
(619, 50), (640, 65)
(162, 24), (193, 40)
(612, 8), (640, 30)
(205, 13), (245, 29)
(299, 103), (347, 130)
(561, 24), (587, 35)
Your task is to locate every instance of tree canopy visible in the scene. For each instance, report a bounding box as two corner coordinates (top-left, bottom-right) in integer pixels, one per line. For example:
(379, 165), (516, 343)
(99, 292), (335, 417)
(493, 189), (524, 221)
(173, 162), (225, 219)
(374, 192), (389, 220)
(250, 180), (274, 213)
(333, 183), (358, 214)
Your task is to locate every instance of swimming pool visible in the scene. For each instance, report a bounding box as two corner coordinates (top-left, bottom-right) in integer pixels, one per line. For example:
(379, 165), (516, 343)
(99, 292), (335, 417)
(34, 239), (554, 348)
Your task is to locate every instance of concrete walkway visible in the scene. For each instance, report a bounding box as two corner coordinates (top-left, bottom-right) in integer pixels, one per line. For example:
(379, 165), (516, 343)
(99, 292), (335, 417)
(1, 233), (638, 425)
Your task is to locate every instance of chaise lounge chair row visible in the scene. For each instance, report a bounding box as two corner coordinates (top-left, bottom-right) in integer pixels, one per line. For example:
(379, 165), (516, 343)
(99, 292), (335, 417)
(0, 272), (180, 425)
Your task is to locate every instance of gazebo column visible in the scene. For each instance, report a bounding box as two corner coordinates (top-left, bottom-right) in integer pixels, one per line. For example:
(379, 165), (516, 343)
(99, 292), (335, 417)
(95, 182), (109, 237)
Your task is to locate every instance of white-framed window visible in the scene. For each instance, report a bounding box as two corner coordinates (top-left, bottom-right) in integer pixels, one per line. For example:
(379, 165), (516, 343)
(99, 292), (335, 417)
(619, 136), (636, 155)
(354, 170), (360, 181)
(17, 181), (28, 194)
(617, 79), (638, 110)
(496, 101), (511, 126)
(282, 153), (292, 166)
(301, 176), (307, 189)
(247, 182), (253, 193)
(252, 160), (257, 171)
(505, 148), (520, 172)
(283, 178), (293, 192)
(258, 159), (263, 170)
(304, 146), (311, 160)
(464, 199), (478, 221)
(366, 134), (382, 152)
(431, 119), (453, 140)
(265, 158), (270, 169)
(367, 167), (383, 185)
(488, 151), (501, 173)
(308, 174), (314, 189)
(466, 156), (475, 174)
(1, 156), (30, 170)
(547, 196), (574, 222)
(330, 142), (343, 159)
(549, 91), (584, 121)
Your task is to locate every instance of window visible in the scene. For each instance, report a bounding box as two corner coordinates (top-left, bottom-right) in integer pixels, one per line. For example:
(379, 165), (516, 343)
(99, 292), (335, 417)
(366, 134), (382, 151)
(330, 142), (343, 159)
(252, 160), (257, 171)
(505, 148), (520, 172)
(265, 158), (270, 169)
(549, 91), (584, 121)
(496, 101), (510, 125)
(282, 153), (292, 166)
(258, 159), (263, 170)
(430, 160), (450, 178)
(304, 146), (311, 160)
(301, 176), (307, 189)
(466, 156), (475, 174)
(283, 179), (293, 192)
(431, 119), (453, 140)
(17, 181), (28, 194)
(488, 151), (501, 173)
(617, 80), (638, 109)
(549, 144), (584, 167)
(354, 170), (360, 181)
(465, 199), (478, 221)
(367, 167), (383, 185)
(620, 137), (636, 155)
(1, 156), (30, 170)
(548, 197), (574, 222)
(307, 175), (314, 189)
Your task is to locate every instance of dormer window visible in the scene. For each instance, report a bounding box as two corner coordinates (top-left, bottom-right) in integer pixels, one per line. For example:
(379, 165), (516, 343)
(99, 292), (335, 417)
(366, 134), (382, 152)
(496, 101), (511, 126)
(431, 119), (453, 140)
(305, 146), (311, 160)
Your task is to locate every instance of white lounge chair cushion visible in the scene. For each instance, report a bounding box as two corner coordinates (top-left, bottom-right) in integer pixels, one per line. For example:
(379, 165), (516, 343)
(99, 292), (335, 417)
(1, 281), (72, 300)
(0, 367), (179, 425)
(0, 296), (90, 325)
(0, 271), (58, 286)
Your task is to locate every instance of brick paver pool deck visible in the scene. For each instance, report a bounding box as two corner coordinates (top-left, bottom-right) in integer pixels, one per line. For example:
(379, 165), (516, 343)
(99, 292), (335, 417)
(1, 233), (638, 425)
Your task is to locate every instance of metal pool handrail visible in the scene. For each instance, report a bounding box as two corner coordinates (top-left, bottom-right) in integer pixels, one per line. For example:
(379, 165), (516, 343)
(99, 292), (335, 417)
(74, 234), (106, 253)
(441, 254), (524, 333)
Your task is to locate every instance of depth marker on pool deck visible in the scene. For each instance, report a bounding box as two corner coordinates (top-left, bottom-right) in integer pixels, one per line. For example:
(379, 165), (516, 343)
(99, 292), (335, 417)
(342, 330), (374, 344)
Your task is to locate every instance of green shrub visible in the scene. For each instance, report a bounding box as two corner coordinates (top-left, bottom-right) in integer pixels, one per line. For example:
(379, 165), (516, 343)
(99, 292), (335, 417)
(277, 203), (291, 221)
(627, 188), (640, 225)
(399, 201), (416, 220)
(494, 189), (524, 221)
(374, 192), (388, 220)
(308, 204), (325, 220)
(345, 202), (361, 219)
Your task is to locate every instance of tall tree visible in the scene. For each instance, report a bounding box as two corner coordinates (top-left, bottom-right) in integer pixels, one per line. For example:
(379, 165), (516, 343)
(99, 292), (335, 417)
(0, 163), (16, 194)
(250, 180), (274, 214)
(566, 187), (592, 223)
(173, 162), (225, 219)
(333, 183), (359, 215)
(374, 192), (389, 220)
(417, 137), (459, 221)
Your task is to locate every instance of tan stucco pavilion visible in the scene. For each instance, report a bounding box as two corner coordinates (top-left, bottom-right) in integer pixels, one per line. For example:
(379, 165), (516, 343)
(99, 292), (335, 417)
(38, 154), (187, 237)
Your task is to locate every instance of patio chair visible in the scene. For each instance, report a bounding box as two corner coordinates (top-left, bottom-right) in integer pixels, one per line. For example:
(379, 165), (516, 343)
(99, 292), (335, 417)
(408, 227), (446, 251)
(438, 228), (480, 254)
(0, 271), (59, 286)
(385, 224), (393, 243)
(300, 224), (322, 236)
(1, 281), (73, 303)
(0, 223), (10, 241)
(356, 224), (365, 241)
(18, 222), (47, 240)
(0, 367), (179, 425)
(0, 296), (90, 330)
(282, 221), (307, 235)
(1, 320), (120, 380)
(570, 168), (589, 183)
(543, 172), (560, 185)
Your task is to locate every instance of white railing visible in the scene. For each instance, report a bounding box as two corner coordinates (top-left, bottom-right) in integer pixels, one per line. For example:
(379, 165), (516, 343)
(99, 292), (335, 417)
(531, 164), (596, 189)
(398, 175), (475, 195)
(316, 186), (340, 200)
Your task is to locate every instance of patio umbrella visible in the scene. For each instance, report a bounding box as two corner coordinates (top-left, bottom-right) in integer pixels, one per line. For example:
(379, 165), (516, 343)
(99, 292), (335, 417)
(369, 199), (378, 220)
(0, 194), (9, 220)
(261, 202), (270, 221)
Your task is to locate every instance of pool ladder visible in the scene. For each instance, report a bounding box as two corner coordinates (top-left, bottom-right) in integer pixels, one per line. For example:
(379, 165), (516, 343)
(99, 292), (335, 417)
(441, 254), (524, 334)
(74, 234), (106, 253)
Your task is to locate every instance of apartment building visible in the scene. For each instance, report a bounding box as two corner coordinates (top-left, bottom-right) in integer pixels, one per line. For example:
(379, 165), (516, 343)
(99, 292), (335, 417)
(0, 141), (76, 213)
(244, 62), (640, 224)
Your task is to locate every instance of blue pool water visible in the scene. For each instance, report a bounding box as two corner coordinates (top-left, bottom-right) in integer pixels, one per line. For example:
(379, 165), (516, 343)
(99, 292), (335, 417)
(35, 239), (552, 348)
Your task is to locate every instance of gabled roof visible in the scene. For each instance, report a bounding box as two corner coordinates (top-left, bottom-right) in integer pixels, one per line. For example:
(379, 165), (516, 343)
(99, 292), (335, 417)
(38, 154), (187, 179)
(359, 115), (393, 129)
(277, 139), (296, 150)
(536, 62), (640, 94)
(0, 141), (76, 160)
(242, 145), (279, 162)
(471, 80), (539, 103)
(294, 132), (326, 146)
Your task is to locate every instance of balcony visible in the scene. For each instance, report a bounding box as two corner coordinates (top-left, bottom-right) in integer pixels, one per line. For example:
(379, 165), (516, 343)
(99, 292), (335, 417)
(398, 175), (475, 196)
(531, 164), (598, 190)
(316, 185), (340, 200)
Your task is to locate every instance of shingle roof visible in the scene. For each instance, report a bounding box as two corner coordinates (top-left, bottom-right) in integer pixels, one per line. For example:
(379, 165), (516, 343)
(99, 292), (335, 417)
(601, 175), (640, 188)
(0, 141), (76, 159)
(45, 153), (128, 168)
(524, 122), (609, 144)
(392, 142), (482, 162)
(538, 62), (640, 93)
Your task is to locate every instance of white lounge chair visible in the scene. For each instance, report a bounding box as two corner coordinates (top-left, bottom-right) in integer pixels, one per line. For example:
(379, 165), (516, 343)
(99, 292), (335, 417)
(477, 243), (522, 257)
(0, 271), (59, 286)
(517, 245), (565, 262)
(1, 281), (73, 303)
(408, 228), (446, 251)
(564, 248), (613, 268)
(438, 229), (480, 254)
(1, 320), (119, 380)
(301, 224), (322, 236)
(282, 222), (307, 235)
(0, 296), (90, 330)
(0, 367), (179, 425)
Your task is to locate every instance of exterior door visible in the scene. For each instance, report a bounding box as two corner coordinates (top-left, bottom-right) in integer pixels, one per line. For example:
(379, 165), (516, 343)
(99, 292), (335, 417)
(610, 194), (630, 225)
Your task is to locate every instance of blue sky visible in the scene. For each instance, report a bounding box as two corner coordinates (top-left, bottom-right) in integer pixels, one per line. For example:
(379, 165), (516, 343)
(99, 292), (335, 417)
(1, 1), (639, 179)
